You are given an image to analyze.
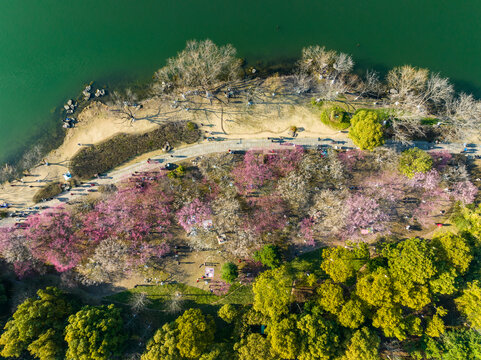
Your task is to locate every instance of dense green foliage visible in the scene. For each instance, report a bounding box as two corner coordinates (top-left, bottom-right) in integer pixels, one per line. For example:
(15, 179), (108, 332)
(399, 147), (433, 178)
(2, 204), (481, 360)
(253, 244), (282, 269)
(221, 262), (238, 284)
(70, 121), (200, 179)
(33, 181), (63, 203)
(320, 105), (351, 130)
(348, 110), (384, 150)
(64, 304), (125, 360)
(0, 287), (75, 360)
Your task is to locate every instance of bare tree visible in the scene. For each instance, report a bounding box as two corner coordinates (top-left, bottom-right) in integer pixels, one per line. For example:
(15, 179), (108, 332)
(355, 70), (383, 99)
(129, 292), (151, 313)
(154, 39), (242, 90)
(386, 65), (429, 103)
(166, 291), (185, 314)
(308, 189), (348, 235)
(78, 238), (129, 284)
(106, 89), (141, 125)
(446, 93), (481, 139)
(299, 45), (353, 79)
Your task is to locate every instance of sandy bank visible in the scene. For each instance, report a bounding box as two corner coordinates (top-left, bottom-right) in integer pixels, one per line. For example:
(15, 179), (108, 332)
(0, 93), (341, 211)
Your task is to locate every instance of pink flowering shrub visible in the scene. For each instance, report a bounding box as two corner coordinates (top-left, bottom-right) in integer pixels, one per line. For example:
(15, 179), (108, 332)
(344, 194), (388, 237)
(24, 209), (83, 272)
(429, 150), (452, 170)
(452, 181), (478, 204)
(245, 196), (288, 235)
(232, 147), (304, 193)
(266, 145), (305, 177)
(176, 199), (212, 232)
(299, 217), (315, 246)
(361, 172), (405, 203)
(408, 169), (441, 191)
(337, 150), (366, 171)
(232, 150), (275, 193)
(83, 182), (173, 242)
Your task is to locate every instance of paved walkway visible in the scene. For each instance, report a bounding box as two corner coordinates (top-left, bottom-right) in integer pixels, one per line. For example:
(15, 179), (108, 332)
(0, 137), (478, 227)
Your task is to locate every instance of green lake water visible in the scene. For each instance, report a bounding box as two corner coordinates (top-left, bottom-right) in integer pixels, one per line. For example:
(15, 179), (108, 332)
(1, 0), (481, 164)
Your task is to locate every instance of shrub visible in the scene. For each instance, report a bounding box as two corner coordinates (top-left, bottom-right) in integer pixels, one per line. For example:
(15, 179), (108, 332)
(70, 121), (200, 179)
(221, 262), (238, 284)
(320, 106), (351, 130)
(348, 110), (384, 150)
(0, 210), (8, 219)
(254, 245), (282, 269)
(33, 182), (63, 203)
(399, 148), (433, 178)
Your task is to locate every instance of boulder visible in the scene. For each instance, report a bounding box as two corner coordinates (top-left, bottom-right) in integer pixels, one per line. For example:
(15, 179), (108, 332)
(67, 99), (73, 106)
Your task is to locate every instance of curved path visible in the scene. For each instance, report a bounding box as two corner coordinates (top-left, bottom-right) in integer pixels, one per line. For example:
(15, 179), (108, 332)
(0, 137), (478, 227)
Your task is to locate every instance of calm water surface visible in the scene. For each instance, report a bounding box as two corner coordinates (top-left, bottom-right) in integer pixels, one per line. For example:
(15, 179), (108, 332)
(1, 0), (480, 163)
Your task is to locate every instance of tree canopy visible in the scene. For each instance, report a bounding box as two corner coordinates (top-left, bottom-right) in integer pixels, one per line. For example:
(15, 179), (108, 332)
(348, 110), (384, 151)
(64, 304), (125, 360)
(399, 147), (433, 178)
(0, 287), (74, 360)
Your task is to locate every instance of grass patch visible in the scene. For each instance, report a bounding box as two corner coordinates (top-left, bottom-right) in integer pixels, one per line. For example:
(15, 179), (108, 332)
(33, 181), (63, 203)
(70, 121), (201, 179)
(217, 283), (254, 305)
(320, 106), (351, 130)
(421, 117), (440, 126)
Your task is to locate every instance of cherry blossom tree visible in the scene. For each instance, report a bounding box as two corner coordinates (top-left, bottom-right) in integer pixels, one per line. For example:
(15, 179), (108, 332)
(23, 209), (84, 272)
(299, 217), (315, 246)
(176, 198), (212, 233)
(452, 181), (478, 204)
(244, 196), (288, 236)
(429, 150), (452, 170)
(344, 194), (388, 238)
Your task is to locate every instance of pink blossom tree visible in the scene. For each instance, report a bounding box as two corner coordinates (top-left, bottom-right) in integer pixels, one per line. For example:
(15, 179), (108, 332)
(337, 149), (366, 171)
(23, 208), (83, 272)
(344, 194), (388, 237)
(299, 217), (315, 246)
(452, 181), (478, 204)
(176, 198), (212, 233)
(244, 196), (288, 236)
(429, 150), (452, 170)
(408, 169), (441, 191)
(232, 150), (275, 193)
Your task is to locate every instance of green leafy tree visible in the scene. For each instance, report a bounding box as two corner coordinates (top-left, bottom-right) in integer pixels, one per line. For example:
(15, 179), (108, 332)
(425, 307), (447, 338)
(221, 262), (238, 284)
(297, 314), (341, 360)
(398, 147), (433, 178)
(317, 280), (345, 315)
(234, 333), (277, 360)
(65, 304), (125, 360)
(372, 305), (408, 340)
(217, 304), (241, 324)
(267, 315), (300, 359)
(175, 308), (215, 359)
(393, 281), (431, 310)
(432, 329), (481, 360)
(343, 327), (381, 360)
(253, 266), (293, 320)
(356, 268), (393, 307)
(430, 268), (458, 295)
(432, 232), (473, 274)
(348, 110), (384, 151)
(0, 287), (74, 360)
(338, 298), (366, 329)
(321, 243), (369, 283)
(141, 322), (180, 360)
(455, 280), (481, 330)
(383, 237), (437, 285)
(254, 245), (282, 269)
